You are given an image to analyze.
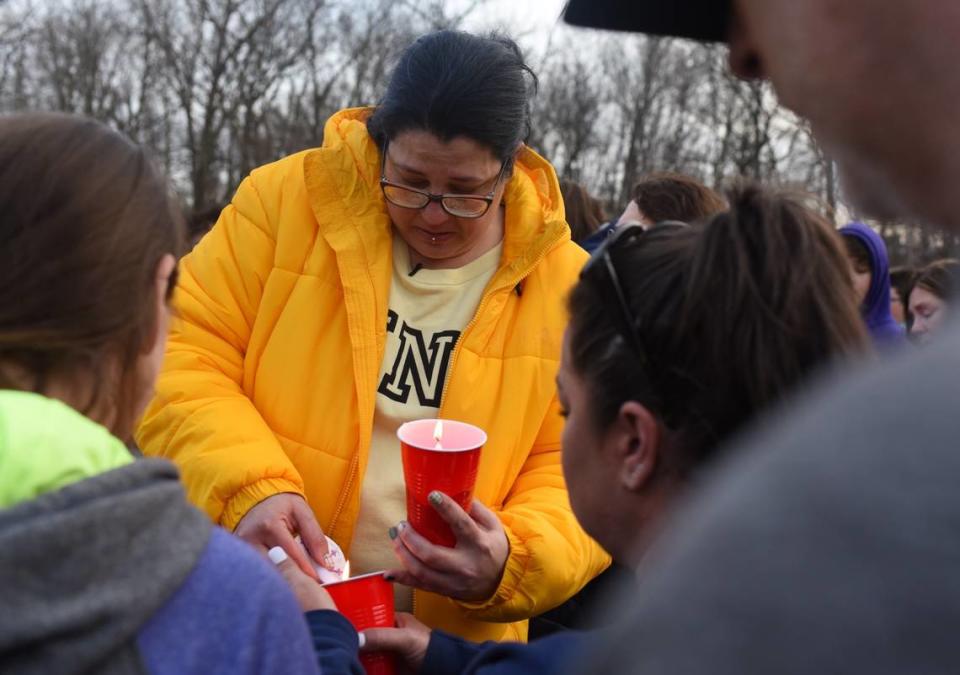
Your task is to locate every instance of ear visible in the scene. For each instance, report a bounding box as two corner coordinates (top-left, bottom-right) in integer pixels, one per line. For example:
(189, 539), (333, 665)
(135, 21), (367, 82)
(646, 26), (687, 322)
(611, 401), (661, 492)
(143, 254), (177, 354)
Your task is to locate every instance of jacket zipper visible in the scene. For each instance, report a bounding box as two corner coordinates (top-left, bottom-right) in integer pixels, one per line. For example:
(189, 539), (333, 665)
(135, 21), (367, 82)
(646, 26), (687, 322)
(327, 451), (358, 538)
(437, 229), (565, 410)
(417, 234), (565, 620)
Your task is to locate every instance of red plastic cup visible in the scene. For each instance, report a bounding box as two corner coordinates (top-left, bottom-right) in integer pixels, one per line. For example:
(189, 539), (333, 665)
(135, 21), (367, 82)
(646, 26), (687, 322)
(397, 418), (486, 547)
(323, 572), (396, 675)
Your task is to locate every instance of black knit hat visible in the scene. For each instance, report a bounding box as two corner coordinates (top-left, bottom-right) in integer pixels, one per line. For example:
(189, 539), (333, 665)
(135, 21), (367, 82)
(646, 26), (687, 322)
(562, 0), (732, 42)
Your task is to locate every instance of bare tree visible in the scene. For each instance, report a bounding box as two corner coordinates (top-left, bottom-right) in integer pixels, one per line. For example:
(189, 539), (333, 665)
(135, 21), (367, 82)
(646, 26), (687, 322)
(137, 0), (322, 209)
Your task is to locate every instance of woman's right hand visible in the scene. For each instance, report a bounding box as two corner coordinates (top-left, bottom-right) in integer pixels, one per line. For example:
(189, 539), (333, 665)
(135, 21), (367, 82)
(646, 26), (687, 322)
(235, 492), (329, 580)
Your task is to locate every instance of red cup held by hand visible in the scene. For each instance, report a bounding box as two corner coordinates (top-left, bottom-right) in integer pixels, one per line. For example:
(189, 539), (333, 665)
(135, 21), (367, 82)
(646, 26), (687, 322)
(324, 572), (396, 675)
(397, 419), (486, 547)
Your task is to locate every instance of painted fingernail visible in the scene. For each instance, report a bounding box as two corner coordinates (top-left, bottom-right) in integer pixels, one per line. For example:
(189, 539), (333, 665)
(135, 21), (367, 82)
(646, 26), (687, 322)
(358, 632), (366, 649)
(428, 491), (443, 506)
(267, 546), (288, 565)
(383, 573), (395, 582)
(388, 526), (398, 540)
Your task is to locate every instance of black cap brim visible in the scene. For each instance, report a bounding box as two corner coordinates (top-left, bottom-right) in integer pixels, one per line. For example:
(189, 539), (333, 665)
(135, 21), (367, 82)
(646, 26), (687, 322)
(562, 0), (731, 43)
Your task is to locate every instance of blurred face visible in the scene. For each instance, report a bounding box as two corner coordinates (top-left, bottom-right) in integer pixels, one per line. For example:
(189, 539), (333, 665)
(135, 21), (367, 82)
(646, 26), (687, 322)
(383, 130), (510, 269)
(847, 254), (872, 305)
(728, 1), (960, 228)
(909, 285), (947, 344)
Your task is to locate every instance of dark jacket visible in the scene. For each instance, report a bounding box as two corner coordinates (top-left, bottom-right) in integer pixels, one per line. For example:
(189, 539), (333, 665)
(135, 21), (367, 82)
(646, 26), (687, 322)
(306, 610), (587, 675)
(579, 220), (618, 254)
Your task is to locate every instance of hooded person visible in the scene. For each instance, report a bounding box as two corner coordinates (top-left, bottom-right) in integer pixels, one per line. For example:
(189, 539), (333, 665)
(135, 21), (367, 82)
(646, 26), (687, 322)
(839, 221), (906, 347)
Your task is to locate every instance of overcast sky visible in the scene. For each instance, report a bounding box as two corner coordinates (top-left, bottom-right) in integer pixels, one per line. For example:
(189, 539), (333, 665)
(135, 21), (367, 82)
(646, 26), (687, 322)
(459, 0), (568, 45)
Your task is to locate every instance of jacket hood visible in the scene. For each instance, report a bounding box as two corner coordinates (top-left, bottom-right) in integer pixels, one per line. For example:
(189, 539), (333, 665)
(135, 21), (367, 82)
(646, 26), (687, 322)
(839, 221), (904, 344)
(0, 459), (211, 674)
(0, 391), (133, 508)
(312, 107), (570, 283)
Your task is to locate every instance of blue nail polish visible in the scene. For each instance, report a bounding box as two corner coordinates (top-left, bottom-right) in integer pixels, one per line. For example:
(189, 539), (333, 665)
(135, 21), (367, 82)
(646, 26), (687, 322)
(388, 526), (398, 540)
(428, 491), (443, 506)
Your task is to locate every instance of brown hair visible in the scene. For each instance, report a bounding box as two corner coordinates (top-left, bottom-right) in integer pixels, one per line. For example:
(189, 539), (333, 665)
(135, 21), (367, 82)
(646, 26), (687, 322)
(0, 113), (185, 435)
(890, 266), (915, 300)
(631, 172), (726, 224)
(910, 258), (960, 302)
(569, 184), (867, 475)
(842, 235), (872, 273)
(560, 180), (607, 244)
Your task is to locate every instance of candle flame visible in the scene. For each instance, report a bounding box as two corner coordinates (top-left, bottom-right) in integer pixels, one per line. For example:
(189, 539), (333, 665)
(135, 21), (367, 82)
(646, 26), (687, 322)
(342, 560), (350, 580)
(433, 420), (443, 449)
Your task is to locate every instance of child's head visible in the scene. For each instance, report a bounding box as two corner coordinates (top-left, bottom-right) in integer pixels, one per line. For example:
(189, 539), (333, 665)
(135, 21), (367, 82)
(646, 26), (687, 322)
(0, 113), (185, 440)
(559, 184), (867, 563)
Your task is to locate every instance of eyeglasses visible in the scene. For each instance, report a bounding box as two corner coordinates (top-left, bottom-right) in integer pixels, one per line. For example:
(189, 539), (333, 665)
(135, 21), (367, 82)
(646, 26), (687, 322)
(379, 142), (507, 219)
(580, 221), (689, 363)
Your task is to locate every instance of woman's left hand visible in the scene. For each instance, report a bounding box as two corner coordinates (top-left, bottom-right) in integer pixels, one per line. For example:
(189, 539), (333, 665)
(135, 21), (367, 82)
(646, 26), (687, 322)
(386, 492), (509, 602)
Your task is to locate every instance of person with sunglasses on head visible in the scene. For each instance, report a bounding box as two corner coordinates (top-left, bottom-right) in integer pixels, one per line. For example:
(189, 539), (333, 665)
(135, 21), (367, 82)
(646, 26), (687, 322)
(268, 184), (868, 675)
(135, 29), (609, 644)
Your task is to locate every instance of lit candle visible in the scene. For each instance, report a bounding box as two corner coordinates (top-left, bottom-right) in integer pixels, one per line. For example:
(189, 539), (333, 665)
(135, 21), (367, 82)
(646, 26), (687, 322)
(433, 420), (443, 450)
(341, 560), (350, 580)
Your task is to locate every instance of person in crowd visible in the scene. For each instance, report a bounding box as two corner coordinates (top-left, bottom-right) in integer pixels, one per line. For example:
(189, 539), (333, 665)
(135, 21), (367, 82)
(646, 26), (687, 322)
(0, 114), (320, 674)
(270, 184), (869, 675)
(839, 221), (906, 346)
(560, 179), (607, 246)
(563, 1), (960, 673)
(908, 259), (960, 344)
(135, 29), (609, 643)
(889, 265), (914, 328)
(582, 171), (726, 253)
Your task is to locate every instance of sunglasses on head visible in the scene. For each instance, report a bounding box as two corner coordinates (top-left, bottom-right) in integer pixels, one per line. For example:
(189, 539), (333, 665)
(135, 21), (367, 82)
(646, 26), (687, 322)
(580, 221), (689, 363)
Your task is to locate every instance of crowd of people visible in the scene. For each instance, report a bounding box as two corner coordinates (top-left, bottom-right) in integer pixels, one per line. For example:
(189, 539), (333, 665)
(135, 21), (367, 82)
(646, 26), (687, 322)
(2, 0), (960, 673)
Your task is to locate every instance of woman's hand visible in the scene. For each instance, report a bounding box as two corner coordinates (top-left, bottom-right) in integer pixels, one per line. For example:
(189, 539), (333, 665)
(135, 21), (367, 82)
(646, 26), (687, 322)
(235, 492), (329, 580)
(270, 547), (339, 612)
(361, 613), (431, 672)
(386, 492), (509, 602)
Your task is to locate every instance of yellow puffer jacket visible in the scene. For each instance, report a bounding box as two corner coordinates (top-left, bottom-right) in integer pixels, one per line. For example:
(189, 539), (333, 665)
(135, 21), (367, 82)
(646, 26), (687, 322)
(136, 108), (610, 642)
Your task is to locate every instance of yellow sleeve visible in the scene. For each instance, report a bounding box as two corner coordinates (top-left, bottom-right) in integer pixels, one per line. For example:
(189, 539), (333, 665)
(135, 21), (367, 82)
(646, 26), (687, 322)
(458, 395), (612, 622)
(135, 175), (303, 530)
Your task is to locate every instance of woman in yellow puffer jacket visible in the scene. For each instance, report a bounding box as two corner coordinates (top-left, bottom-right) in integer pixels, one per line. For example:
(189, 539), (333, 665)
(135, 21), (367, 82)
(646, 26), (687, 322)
(136, 30), (609, 643)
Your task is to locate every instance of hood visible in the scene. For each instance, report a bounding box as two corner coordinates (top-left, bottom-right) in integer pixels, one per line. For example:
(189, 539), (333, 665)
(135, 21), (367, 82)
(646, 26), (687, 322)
(310, 107), (570, 284)
(839, 221), (904, 344)
(0, 458), (211, 674)
(0, 391), (133, 508)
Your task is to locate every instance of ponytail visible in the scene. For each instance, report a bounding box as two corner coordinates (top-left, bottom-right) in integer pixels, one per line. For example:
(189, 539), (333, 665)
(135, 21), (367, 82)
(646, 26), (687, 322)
(568, 183), (867, 472)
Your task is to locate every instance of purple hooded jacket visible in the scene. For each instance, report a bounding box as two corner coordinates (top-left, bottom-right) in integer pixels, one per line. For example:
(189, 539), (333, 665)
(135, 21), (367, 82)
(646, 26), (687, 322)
(839, 221), (906, 346)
